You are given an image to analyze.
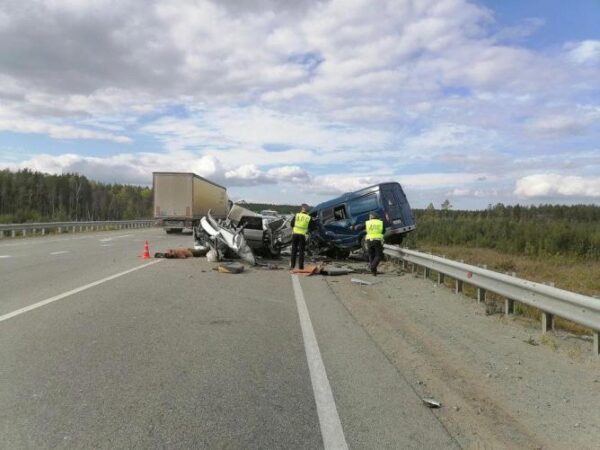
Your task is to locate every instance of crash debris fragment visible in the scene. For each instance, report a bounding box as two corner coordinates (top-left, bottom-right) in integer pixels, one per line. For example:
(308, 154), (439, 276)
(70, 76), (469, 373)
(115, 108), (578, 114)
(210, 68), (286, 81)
(351, 278), (378, 286)
(154, 248), (195, 258)
(216, 263), (245, 274)
(321, 265), (354, 276)
(290, 264), (323, 276)
(422, 398), (442, 408)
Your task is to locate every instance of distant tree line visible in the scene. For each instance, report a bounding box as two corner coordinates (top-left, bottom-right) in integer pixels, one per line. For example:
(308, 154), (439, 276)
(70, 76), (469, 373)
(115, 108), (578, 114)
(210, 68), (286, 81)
(405, 202), (600, 260)
(0, 169), (152, 223)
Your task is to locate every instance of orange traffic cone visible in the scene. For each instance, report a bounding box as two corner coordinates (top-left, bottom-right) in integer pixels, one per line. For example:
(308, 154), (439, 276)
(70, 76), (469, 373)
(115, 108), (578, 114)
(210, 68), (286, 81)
(141, 240), (151, 259)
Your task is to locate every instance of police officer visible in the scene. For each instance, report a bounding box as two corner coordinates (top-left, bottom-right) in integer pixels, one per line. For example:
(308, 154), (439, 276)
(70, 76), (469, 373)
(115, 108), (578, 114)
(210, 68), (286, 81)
(365, 212), (384, 276)
(290, 203), (312, 270)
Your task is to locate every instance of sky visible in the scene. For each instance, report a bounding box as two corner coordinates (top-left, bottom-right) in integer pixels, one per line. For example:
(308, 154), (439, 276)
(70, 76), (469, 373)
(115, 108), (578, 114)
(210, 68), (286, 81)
(0, 0), (598, 209)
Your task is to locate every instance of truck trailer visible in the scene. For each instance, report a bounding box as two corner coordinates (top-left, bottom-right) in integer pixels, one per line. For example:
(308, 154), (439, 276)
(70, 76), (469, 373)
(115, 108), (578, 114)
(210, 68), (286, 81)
(153, 172), (229, 233)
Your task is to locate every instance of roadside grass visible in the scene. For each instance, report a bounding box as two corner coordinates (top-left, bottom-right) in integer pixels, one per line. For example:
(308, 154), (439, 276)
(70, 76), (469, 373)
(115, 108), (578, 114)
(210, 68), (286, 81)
(413, 245), (600, 336)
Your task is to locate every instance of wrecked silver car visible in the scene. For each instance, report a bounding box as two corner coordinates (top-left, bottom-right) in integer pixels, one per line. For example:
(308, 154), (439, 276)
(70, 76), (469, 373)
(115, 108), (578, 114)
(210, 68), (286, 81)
(194, 210), (256, 265)
(193, 204), (293, 264)
(227, 204), (292, 257)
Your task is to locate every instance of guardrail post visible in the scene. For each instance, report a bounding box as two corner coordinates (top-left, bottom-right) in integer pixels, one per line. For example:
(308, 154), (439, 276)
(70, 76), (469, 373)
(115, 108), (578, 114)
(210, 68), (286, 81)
(412, 263), (417, 273)
(505, 298), (514, 316)
(424, 267), (430, 279)
(542, 312), (554, 333)
(594, 331), (599, 355)
(12, 230), (16, 238)
(22, 229), (26, 237)
(437, 272), (445, 284)
(455, 279), (463, 294)
(32, 228), (36, 235)
(72, 226), (76, 233)
(41, 228), (45, 235)
(477, 287), (486, 304)
(58, 227), (62, 234)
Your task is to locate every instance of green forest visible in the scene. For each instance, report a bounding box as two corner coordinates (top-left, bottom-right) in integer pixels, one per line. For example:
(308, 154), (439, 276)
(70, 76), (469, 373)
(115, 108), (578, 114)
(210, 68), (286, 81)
(0, 169), (152, 223)
(405, 203), (600, 260)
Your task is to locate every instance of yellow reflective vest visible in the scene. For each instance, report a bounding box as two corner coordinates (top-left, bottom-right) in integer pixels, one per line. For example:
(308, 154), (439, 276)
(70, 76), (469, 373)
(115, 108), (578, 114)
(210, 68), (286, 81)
(365, 219), (384, 241)
(293, 212), (311, 235)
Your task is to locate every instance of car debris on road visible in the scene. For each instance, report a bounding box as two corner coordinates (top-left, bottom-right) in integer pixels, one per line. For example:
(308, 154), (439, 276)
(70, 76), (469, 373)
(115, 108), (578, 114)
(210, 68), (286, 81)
(351, 278), (380, 286)
(216, 263), (245, 274)
(422, 398), (442, 408)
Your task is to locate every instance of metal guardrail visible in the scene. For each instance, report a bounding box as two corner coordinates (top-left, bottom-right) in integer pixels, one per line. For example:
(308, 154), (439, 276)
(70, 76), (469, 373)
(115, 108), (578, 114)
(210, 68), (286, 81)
(384, 245), (600, 355)
(0, 220), (155, 238)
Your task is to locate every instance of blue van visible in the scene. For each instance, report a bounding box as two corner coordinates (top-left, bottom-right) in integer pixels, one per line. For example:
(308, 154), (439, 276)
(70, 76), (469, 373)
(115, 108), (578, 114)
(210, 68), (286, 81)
(308, 182), (415, 256)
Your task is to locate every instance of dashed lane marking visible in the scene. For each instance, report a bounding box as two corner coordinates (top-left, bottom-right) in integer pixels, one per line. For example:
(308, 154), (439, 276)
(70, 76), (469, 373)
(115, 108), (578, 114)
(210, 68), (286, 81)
(99, 234), (133, 243)
(0, 255), (12, 259)
(291, 274), (348, 450)
(0, 260), (162, 323)
(50, 251), (69, 255)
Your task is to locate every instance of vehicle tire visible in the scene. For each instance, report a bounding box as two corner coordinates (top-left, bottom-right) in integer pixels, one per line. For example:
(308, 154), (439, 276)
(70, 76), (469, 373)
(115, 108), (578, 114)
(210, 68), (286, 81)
(268, 247), (282, 258)
(386, 234), (403, 246)
(165, 229), (173, 234)
(360, 236), (369, 261)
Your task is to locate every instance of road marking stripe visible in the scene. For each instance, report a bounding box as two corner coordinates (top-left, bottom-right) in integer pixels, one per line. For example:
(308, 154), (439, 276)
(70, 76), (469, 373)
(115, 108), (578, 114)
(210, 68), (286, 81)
(0, 260), (162, 323)
(0, 255), (12, 259)
(50, 251), (69, 255)
(291, 275), (348, 450)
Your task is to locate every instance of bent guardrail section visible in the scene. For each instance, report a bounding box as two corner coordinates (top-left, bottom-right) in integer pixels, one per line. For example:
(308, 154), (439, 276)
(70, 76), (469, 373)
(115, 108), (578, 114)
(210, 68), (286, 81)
(384, 245), (600, 355)
(0, 220), (155, 238)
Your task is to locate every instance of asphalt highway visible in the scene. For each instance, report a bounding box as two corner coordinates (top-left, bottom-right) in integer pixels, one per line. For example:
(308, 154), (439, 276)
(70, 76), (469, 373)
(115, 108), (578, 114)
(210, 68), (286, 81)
(1, 228), (457, 449)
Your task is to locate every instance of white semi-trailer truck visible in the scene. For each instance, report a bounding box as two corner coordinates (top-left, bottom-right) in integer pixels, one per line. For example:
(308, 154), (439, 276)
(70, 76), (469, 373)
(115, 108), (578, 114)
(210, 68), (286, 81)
(153, 172), (229, 233)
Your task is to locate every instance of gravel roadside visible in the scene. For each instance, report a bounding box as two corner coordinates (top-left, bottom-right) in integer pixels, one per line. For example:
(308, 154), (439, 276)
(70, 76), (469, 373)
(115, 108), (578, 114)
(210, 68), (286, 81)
(324, 265), (600, 449)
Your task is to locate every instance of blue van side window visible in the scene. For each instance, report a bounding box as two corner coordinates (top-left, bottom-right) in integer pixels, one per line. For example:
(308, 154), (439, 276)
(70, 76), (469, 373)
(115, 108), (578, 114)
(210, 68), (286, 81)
(348, 194), (378, 216)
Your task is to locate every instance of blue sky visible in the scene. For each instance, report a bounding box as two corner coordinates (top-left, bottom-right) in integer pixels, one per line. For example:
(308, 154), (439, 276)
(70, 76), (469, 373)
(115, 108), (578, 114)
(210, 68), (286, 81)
(0, 0), (598, 208)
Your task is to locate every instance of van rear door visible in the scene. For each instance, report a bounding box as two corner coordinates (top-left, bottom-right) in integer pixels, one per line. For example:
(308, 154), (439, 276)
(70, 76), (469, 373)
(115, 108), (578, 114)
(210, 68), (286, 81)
(380, 184), (402, 222)
(380, 183), (414, 226)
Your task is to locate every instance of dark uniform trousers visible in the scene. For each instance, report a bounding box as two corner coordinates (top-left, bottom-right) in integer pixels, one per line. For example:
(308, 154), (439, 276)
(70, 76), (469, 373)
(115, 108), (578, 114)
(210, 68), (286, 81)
(368, 239), (383, 274)
(290, 234), (306, 270)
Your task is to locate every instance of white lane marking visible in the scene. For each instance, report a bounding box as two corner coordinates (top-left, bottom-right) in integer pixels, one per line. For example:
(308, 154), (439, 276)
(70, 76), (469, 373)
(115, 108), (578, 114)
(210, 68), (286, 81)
(99, 234), (133, 242)
(0, 255), (12, 259)
(50, 251), (69, 255)
(0, 260), (162, 323)
(0, 231), (146, 248)
(100, 243), (114, 247)
(291, 275), (348, 450)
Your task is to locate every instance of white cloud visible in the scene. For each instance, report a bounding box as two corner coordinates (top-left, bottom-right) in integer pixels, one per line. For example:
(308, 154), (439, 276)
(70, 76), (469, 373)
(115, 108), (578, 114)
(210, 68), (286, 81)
(142, 106), (391, 157)
(0, 115), (131, 143)
(514, 174), (600, 198)
(566, 40), (600, 65)
(526, 115), (588, 137)
(1, 150), (313, 189)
